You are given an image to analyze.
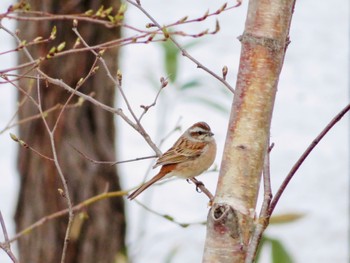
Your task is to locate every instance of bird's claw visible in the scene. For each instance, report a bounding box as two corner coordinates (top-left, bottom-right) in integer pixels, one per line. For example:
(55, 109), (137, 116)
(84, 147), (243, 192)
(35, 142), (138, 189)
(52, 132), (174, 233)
(195, 180), (204, 193)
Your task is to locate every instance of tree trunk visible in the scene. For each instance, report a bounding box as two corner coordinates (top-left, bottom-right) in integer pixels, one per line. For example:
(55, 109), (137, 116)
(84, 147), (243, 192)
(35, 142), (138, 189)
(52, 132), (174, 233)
(202, 0), (296, 262)
(15, 1), (126, 262)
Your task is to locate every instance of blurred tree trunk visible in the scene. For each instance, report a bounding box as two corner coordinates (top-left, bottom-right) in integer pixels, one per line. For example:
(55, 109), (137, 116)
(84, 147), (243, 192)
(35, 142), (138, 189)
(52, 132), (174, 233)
(203, 0), (296, 262)
(15, 1), (126, 262)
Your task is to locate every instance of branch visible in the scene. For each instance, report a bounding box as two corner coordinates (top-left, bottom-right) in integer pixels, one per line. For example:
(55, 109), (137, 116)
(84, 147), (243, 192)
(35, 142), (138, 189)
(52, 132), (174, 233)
(71, 25), (162, 156)
(35, 76), (74, 263)
(138, 76), (168, 122)
(190, 178), (214, 203)
(72, 145), (156, 165)
(269, 103), (350, 214)
(245, 142), (274, 263)
(0, 211), (19, 263)
(1, 21), (75, 263)
(9, 133), (54, 161)
(126, 0), (235, 93)
(8, 190), (128, 243)
(135, 200), (206, 228)
(52, 51), (100, 133)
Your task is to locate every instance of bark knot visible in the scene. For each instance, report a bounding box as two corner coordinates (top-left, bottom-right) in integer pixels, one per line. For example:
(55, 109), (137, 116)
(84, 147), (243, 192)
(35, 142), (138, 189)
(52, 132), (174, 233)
(211, 204), (240, 239)
(238, 32), (284, 52)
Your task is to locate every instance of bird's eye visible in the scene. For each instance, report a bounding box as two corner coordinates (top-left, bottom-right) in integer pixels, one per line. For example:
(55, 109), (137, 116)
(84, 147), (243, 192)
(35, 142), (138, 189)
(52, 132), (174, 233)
(198, 131), (204, 135)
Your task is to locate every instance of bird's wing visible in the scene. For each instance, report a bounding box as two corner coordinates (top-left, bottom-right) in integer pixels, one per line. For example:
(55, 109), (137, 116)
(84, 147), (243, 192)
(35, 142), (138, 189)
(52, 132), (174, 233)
(154, 138), (207, 168)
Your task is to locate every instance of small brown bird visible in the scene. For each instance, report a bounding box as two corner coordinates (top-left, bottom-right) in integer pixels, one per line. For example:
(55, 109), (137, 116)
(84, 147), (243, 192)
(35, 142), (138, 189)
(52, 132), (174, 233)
(128, 122), (216, 200)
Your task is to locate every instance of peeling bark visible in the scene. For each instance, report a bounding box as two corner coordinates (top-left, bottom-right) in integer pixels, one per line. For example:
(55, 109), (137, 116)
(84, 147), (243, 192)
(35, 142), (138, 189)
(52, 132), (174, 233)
(203, 0), (296, 262)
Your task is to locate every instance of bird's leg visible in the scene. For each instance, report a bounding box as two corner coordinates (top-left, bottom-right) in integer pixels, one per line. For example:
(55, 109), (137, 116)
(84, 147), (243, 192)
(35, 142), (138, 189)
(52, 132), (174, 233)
(188, 178), (214, 202)
(195, 181), (204, 193)
(190, 178), (204, 193)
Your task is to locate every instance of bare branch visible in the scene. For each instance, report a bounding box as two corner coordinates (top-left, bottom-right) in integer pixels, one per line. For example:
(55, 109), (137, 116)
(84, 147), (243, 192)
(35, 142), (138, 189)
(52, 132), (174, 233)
(138, 76), (168, 121)
(71, 144), (156, 165)
(126, 0), (235, 93)
(189, 178), (214, 202)
(0, 211), (19, 263)
(71, 26), (162, 156)
(245, 142), (274, 263)
(134, 200), (206, 227)
(1, 21), (75, 263)
(8, 190), (128, 244)
(269, 103), (350, 214)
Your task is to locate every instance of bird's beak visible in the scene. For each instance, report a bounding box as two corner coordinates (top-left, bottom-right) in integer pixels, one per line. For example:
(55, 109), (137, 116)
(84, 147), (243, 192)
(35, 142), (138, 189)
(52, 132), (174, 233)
(209, 131), (214, 137)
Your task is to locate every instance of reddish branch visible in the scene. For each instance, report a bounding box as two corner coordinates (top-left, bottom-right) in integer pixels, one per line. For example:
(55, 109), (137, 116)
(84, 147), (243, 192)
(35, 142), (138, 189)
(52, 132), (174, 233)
(269, 103), (350, 214)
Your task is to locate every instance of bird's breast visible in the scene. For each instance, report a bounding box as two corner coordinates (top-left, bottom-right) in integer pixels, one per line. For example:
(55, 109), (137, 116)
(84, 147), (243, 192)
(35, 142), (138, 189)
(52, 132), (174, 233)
(174, 141), (217, 179)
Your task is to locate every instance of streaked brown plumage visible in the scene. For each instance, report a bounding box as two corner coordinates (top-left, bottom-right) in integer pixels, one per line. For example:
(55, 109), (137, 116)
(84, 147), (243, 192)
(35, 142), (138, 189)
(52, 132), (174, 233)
(128, 122), (216, 200)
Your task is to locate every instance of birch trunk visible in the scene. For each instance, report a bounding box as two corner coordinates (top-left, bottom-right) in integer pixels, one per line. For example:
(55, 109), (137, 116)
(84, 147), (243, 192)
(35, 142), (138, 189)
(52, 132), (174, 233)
(203, 0), (296, 262)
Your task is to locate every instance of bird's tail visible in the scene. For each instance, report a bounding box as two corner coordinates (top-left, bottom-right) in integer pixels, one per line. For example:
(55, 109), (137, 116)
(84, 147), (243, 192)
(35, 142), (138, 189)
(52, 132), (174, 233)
(128, 172), (164, 200)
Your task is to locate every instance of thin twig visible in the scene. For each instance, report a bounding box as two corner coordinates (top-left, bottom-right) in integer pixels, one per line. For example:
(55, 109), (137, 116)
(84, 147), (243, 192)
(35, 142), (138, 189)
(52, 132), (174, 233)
(269, 103), (350, 214)
(126, 0), (235, 94)
(138, 77), (168, 122)
(2, 3), (241, 76)
(8, 190), (128, 244)
(0, 101), (82, 135)
(0, 58), (39, 74)
(52, 52), (100, 133)
(245, 142), (273, 263)
(72, 144), (156, 165)
(10, 134), (55, 162)
(260, 142), (274, 217)
(72, 26), (161, 156)
(35, 76), (74, 263)
(72, 27), (139, 122)
(0, 211), (19, 263)
(135, 200), (206, 228)
(2, 21), (75, 263)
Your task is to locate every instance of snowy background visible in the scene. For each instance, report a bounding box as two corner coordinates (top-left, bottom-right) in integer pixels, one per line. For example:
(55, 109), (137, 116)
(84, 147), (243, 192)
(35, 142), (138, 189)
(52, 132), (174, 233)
(0, 0), (349, 263)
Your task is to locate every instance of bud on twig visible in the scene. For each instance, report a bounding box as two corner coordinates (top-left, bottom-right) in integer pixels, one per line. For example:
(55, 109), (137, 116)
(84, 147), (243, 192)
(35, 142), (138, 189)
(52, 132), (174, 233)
(84, 9), (94, 16)
(98, 49), (106, 57)
(160, 77), (168, 88)
(19, 140), (28, 148)
(202, 9), (209, 20)
(162, 27), (170, 39)
(178, 16), (188, 23)
(77, 78), (84, 86)
(117, 70), (122, 85)
(49, 26), (57, 40)
(10, 133), (19, 142)
(214, 19), (220, 34)
(58, 188), (66, 197)
(76, 97), (85, 106)
(73, 19), (78, 28)
(73, 38), (81, 49)
(217, 3), (228, 13)
(146, 23), (156, 28)
(33, 36), (43, 43)
(57, 42), (66, 52)
(91, 66), (99, 75)
(222, 65), (228, 80)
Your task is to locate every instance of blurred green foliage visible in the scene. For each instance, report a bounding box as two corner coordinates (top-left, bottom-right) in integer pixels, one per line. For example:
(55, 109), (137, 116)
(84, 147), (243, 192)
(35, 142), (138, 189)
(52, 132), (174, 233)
(152, 39), (231, 115)
(256, 236), (294, 263)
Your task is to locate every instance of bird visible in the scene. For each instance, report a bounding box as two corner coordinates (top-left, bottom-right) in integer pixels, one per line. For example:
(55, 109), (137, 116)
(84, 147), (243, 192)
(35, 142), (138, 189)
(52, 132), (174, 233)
(128, 121), (216, 200)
